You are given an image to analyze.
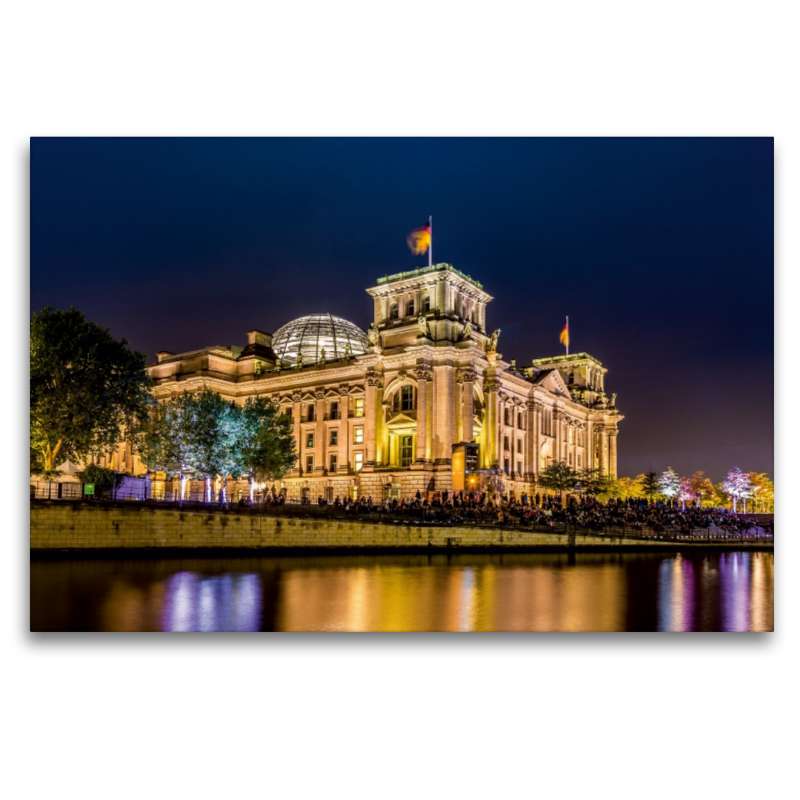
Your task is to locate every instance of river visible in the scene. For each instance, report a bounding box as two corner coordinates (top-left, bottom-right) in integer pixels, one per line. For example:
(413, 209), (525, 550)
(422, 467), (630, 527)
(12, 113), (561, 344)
(30, 550), (773, 632)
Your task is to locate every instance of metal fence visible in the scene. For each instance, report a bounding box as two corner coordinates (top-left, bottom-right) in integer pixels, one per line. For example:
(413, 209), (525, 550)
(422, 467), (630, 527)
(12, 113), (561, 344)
(29, 485), (773, 544)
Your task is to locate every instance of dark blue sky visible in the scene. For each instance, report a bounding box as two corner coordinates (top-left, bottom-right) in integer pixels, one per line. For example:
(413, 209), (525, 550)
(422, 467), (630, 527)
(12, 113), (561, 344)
(30, 137), (773, 481)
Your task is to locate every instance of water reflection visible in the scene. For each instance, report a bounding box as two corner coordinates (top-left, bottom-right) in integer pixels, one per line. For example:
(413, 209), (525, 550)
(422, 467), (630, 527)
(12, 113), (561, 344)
(162, 572), (262, 632)
(30, 551), (774, 632)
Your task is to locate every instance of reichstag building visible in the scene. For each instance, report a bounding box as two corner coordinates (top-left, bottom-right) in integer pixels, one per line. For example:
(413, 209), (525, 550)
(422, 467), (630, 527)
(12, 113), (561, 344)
(139, 263), (623, 501)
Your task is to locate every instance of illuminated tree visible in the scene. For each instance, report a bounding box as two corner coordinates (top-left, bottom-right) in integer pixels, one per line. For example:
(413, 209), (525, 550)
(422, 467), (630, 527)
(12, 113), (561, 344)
(239, 397), (297, 501)
(538, 461), (580, 495)
(722, 466), (754, 514)
(677, 477), (694, 510)
(689, 471), (717, 507)
(658, 467), (680, 501)
(638, 471), (660, 501)
(748, 472), (774, 513)
(30, 307), (151, 474)
(617, 475), (645, 499)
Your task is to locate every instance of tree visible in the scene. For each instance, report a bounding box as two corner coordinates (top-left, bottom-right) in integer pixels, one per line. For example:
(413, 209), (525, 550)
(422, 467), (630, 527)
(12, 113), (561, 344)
(537, 461), (579, 495)
(575, 467), (611, 497)
(617, 475), (645, 499)
(748, 472), (774, 513)
(239, 397), (296, 501)
(30, 307), (152, 473)
(689, 470), (717, 507)
(77, 463), (123, 499)
(658, 467), (680, 501)
(139, 394), (197, 499)
(677, 477), (694, 510)
(722, 466), (754, 514)
(639, 471), (660, 501)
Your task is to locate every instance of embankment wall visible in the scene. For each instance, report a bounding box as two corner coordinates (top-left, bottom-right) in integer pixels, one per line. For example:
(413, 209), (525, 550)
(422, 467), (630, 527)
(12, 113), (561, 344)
(29, 501), (771, 552)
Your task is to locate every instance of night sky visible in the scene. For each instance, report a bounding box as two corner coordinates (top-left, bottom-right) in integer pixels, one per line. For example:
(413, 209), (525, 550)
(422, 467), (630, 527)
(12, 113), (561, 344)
(30, 137), (773, 482)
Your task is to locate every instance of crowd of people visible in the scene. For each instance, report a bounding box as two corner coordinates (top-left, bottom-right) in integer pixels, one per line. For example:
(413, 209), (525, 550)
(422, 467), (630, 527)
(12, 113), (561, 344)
(244, 490), (772, 537)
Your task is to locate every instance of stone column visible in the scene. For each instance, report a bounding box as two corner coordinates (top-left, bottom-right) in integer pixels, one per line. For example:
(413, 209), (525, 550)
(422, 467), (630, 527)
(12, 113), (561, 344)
(608, 430), (618, 478)
(525, 400), (536, 482)
(461, 369), (475, 444)
(432, 364), (455, 464)
(364, 371), (383, 469)
(484, 379), (499, 469)
(414, 368), (431, 462)
(290, 391), (303, 476)
(315, 389), (326, 472)
(597, 425), (607, 476)
(339, 388), (350, 472)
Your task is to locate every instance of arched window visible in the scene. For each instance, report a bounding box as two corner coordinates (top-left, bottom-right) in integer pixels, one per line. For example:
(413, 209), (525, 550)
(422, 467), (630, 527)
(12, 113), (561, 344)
(390, 302), (399, 320)
(393, 384), (416, 412)
(407, 298), (415, 317)
(422, 295), (431, 313)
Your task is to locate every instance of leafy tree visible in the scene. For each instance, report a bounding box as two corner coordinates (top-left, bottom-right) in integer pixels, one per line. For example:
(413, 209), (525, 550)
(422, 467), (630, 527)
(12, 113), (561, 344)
(576, 467), (610, 496)
(639, 471), (660, 501)
(689, 470), (717, 507)
(658, 467), (680, 500)
(722, 466), (754, 513)
(537, 461), (579, 494)
(239, 397), (297, 500)
(139, 394), (197, 498)
(77, 463), (123, 498)
(748, 472), (774, 513)
(30, 307), (152, 472)
(617, 475), (644, 499)
(677, 476), (694, 510)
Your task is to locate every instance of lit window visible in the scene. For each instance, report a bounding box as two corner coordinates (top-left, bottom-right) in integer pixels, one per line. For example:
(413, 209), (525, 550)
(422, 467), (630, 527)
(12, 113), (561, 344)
(354, 397), (364, 418)
(306, 432), (314, 448)
(400, 435), (413, 467)
(354, 426), (364, 444)
(354, 452), (363, 472)
(330, 429), (338, 446)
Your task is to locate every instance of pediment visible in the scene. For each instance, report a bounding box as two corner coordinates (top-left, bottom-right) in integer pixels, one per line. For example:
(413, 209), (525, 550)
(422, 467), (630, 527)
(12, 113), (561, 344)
(386, 411), (417, 427)
(537, 369), (570, 397)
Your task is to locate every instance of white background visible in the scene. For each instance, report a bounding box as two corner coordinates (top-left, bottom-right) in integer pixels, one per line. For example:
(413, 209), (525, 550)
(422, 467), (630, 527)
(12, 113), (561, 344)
(3, 3), (794, 798)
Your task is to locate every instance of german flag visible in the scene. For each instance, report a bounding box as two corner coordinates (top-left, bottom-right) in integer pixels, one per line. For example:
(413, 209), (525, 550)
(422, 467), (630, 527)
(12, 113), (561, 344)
(559, 319), (569, 347)
(406, 222), (431, 255)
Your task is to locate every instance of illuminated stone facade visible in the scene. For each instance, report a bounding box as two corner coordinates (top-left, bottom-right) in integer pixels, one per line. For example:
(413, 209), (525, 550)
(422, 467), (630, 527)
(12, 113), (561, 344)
(133, 263), (622, 501)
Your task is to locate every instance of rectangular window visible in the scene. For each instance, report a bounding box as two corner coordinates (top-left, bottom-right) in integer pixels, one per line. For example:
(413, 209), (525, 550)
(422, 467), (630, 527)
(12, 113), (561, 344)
(329, 429), (338, 446)
(401, 385), (414, 411)
(503, 436), (509, 451)
(517, 412), (523, 429)
(307, 404), (315, 422)
(568, 452), (573, 466)
(284, 407), (292, 422)
(329, 454), (338, 473)
(517, 439), (522, 453)
(354, 397), (364, 418)
(504, 458), (510, 475)
(407, 299), (415, 317)
(354, 426), (364, 444)
(354, 452), (363, 472)
(517, 462), (522, 476)
(306, 455), (313, 473)
(577, 454), (582, 468)
(400, 435), (413, 467)
(306, 432), (314, 448)
(330, 401), (338, 420)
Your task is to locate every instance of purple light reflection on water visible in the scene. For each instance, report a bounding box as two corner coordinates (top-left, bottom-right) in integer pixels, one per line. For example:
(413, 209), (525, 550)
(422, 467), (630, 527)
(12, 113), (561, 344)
(162, 572), (262, 632)
(657, 555), (696, 632)
(719, 552), (751, 632)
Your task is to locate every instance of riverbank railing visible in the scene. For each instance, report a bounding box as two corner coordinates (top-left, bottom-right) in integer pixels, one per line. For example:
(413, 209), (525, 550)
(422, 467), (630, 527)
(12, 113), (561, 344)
(29, 490), (773, 544)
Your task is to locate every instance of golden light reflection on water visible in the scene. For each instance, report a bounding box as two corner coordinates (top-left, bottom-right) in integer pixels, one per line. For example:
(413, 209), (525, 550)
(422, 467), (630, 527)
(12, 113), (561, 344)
(277, 559), (627, 632)
(30, 552), (774, 632)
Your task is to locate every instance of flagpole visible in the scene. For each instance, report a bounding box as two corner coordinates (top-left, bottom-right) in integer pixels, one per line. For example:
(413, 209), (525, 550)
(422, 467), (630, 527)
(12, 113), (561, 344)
(428, 215), (432, 267)
(566, 315), (569, 356)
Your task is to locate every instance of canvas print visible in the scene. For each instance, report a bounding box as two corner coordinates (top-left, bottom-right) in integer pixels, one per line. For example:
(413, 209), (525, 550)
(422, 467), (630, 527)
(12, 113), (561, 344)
(29, 137), (774, 632)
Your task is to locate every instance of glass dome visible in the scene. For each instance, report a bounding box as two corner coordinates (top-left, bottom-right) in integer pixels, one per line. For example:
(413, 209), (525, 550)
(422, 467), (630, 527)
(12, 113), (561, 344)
(271, 313), (370, 366)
